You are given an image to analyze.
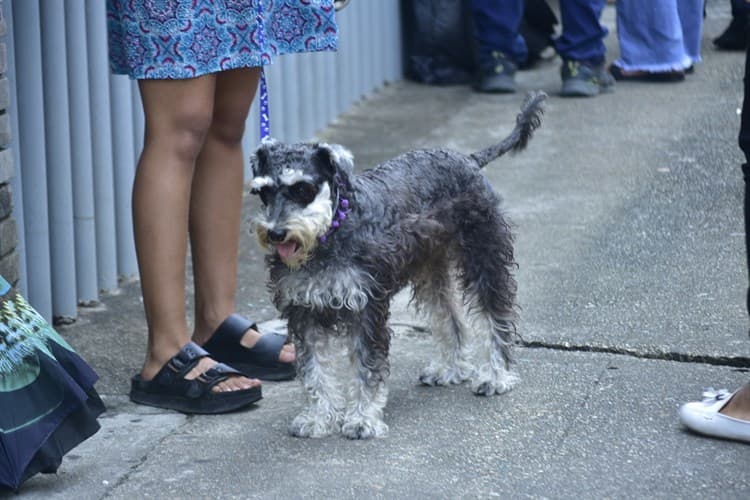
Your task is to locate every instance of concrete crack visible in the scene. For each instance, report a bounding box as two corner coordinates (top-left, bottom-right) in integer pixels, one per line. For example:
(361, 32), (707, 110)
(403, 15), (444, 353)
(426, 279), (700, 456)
(520, 340), (750, 369)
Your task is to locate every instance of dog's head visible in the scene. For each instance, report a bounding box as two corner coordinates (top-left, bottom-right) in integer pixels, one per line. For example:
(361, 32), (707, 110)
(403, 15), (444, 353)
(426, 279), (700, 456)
(250, 138), (354, 268)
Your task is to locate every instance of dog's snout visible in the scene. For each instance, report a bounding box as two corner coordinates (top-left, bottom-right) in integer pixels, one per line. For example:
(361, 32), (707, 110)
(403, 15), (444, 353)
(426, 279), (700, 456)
(268, 228), (287, 242)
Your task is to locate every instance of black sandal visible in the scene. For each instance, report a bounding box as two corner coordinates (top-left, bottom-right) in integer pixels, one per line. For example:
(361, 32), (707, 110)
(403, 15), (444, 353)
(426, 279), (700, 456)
(130, 342), (262, 414)
(202, 314), (296, 381)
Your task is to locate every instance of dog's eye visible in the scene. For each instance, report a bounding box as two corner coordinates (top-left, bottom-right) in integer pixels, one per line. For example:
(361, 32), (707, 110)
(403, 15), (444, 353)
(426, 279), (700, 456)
(288, 182), (319, 205)
(254, 186), (274, 205)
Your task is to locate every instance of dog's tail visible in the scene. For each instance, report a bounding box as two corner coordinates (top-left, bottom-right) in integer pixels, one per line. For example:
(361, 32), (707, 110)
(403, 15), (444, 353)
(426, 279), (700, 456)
(470, 91), (547, 169)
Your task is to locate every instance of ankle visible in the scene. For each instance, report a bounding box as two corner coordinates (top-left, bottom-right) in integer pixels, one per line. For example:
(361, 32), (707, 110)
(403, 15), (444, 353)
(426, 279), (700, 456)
(193, 307), (235, 344)
(720, 383), (750, 420)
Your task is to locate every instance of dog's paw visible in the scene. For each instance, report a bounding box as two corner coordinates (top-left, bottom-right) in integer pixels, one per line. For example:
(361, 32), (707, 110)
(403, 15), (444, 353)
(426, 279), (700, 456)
(419, 363), (474, 387)
(341, 416), (388, 440)
(289, 411), (341, 438)
(471, 366), (519, 396)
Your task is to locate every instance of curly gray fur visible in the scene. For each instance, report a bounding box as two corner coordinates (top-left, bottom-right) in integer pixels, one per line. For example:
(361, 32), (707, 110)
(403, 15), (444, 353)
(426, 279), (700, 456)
(250, 92), (547, 439)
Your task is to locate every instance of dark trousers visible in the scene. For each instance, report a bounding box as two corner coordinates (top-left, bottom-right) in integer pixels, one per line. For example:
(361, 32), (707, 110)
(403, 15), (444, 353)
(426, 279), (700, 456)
(734, 0), (750, 16)
(471, 0), (607, 66)
(742, 46), (750, 315)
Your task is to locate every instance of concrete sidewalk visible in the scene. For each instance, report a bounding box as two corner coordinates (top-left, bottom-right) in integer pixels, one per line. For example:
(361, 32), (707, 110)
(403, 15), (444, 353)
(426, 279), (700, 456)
(13, 2), (750, 498)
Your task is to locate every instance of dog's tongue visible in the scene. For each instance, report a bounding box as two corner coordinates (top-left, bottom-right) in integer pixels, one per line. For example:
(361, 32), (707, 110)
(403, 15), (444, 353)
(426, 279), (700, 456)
(275, 241), (297, 259)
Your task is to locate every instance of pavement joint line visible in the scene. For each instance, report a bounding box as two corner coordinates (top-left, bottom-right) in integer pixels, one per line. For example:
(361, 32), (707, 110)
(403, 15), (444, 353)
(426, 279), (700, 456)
(520, 340), (750, 368)
(100, 416), (193, 498)
(553, 363), (610, 450)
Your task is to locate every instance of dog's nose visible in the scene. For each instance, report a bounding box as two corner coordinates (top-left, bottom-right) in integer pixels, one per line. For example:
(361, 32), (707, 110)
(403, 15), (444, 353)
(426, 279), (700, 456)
(268, 228), (287, 243)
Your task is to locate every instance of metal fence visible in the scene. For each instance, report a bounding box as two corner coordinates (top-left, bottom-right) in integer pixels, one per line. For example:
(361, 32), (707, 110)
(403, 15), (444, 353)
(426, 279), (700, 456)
(6, 0), (403, 321)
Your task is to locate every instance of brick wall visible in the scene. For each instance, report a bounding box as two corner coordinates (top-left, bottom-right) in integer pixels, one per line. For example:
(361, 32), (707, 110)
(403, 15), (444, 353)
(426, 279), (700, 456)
(0, 0), (18, 286)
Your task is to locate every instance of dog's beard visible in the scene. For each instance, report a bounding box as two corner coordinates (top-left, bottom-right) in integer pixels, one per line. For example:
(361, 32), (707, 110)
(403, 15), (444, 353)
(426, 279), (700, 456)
(255, 183), (333, 268)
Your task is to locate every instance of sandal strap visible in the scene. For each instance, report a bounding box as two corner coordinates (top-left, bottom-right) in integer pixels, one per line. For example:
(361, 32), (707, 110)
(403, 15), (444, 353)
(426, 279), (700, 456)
(195, 362), (244, 388)
(203, 314), (258, 352)
(165, 341), (210, 378)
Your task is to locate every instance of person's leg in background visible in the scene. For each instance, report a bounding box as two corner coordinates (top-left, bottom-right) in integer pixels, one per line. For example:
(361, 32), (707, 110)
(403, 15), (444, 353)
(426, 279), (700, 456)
(677, 0), (704, 70)
(555, 0), (614, 97)
(714, 0), (750, 51)
(609, 0), (702, 82)
(472, 0), (526, 93)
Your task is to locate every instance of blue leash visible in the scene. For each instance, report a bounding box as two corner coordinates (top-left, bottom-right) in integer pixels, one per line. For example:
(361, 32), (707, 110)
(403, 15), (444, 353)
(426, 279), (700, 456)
(256, 1), (270, 141)
(259, 68), (270, 140)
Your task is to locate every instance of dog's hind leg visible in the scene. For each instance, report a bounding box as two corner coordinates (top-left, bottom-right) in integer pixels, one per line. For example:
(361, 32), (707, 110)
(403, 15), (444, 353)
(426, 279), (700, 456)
(456, 199), (520, 396)
(342, 303), (391, 439)
(412, 268), (475, 386)
(288, 316), (346, 438)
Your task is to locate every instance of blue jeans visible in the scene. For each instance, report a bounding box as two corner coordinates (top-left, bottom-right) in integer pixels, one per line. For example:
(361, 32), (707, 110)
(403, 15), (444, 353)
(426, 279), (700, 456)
(614, 0), (703, 71)
(471, 0), (608, 66)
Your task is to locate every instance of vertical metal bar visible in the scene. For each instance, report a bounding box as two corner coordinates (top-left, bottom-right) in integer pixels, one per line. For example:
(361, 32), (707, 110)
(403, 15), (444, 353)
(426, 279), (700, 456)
(309, 53), (322, 138)
(131, 80), (144, 162)
(298, 55), (314, 140)
(65, 0), (98, 304)
(242, 97), (260, 180)
(109, 73), (138, 279)
(4, 0), (26, 294)
(353, 3), (365, 101)
(267, 61), (285, 143)
(389, 0), (403, 82)
(40, 0), (78, 320)
(281, 55), (300, 142)
(336, 5), (353, 114)
(323, 52), (336, 128)
(13, 0), (52, 318)
(85, 0), (119, 293)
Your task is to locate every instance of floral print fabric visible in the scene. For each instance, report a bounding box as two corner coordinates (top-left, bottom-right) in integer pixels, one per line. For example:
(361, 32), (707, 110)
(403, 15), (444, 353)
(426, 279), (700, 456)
(107, 0), (338, 79)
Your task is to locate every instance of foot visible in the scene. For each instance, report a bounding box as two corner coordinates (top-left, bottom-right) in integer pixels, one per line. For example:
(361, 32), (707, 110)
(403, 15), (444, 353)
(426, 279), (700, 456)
(608, 64), (685, 83)
(474, 51), (518, 94)
(194, 316), (295, 364)
(142, 349), (261, 394)
(559, 59), (614, 97)
(679, 384), (750, 444)
(236, 327), (295, 364)
(720, 383), (750, 421)
(199, 315), (297, 381)
(713, 15), (750, 51)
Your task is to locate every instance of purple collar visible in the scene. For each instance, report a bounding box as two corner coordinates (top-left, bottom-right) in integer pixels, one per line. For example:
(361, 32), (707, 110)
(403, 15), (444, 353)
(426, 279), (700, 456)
(319, 195), (350, 243)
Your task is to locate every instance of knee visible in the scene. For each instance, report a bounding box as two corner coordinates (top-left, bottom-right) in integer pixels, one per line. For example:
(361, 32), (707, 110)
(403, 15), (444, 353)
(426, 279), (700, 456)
(146, 106), (214, 164)
(209, 106), (248, 147)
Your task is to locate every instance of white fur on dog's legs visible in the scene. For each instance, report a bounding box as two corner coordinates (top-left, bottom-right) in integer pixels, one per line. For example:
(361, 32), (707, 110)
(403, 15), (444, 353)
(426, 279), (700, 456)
(289, 334), (345, 438)
(419, 302), (474, 386)
(341, 335), (389, 439)
(470, 316), (520, 396)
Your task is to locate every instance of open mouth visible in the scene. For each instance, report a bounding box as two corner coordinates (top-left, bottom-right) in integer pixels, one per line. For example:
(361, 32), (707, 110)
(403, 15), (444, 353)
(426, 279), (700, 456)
(274, 240), (301, 261)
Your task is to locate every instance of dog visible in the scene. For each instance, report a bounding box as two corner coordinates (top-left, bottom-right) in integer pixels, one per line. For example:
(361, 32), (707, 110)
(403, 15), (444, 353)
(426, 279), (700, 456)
(249, 91), (546, 439)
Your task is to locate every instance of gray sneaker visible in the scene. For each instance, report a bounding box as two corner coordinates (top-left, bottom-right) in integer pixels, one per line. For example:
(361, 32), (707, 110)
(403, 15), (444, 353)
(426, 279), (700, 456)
(560, 59), (615, 97)
(475, 51), (517, 94)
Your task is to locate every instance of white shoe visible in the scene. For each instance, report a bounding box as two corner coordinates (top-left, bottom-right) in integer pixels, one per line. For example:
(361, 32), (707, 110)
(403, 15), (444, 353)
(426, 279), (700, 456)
(679, 388), (750, 444)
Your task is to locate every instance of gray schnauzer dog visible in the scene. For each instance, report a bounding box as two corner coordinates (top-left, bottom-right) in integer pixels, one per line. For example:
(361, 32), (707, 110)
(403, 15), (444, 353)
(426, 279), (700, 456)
(250, 92), (546, 439)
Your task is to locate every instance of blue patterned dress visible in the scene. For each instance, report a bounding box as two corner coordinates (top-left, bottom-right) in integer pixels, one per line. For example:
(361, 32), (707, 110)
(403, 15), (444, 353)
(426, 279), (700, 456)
(107, 0), (338, 79)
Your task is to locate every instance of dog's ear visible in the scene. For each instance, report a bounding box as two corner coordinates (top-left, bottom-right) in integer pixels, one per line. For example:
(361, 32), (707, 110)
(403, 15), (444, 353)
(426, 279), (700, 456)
(251, 137), (277, 176)
(314, 143), (354, 179)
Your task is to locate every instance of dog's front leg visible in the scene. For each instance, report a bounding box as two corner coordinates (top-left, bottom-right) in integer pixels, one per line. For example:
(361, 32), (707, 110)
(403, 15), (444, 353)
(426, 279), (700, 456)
(289, 323), (346, 438)
(342, 306), (390, 439)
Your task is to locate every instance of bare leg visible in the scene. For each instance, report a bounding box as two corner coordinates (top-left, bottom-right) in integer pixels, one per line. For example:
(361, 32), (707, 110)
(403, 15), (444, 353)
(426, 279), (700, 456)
(134, 75), (258, 392)
(188, 67), (293, 362)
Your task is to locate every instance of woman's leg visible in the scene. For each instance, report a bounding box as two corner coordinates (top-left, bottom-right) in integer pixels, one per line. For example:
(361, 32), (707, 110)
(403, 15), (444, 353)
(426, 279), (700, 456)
(613, 0), (688, 72)
(188, 67), (293, 361)
(135, 75), (258, 391)
(676, 0), (703, 65)
(555, 0), (608, 66)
